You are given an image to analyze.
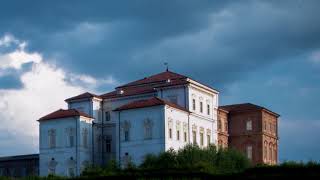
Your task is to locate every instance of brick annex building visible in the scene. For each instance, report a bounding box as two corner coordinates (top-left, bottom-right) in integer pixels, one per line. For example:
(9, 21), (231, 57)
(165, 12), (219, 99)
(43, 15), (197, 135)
(218, 103), (279, 165)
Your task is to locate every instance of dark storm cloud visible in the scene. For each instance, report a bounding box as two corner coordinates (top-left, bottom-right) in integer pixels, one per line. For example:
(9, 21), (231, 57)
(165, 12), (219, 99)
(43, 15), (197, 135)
(1, 0), (320, 160)
(1, 0), (318, 90)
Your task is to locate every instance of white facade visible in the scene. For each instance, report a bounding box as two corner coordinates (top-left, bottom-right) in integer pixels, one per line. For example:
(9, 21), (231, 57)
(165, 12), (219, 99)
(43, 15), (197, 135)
(39, 116), (93, 177)
(38, 71), (219, 176)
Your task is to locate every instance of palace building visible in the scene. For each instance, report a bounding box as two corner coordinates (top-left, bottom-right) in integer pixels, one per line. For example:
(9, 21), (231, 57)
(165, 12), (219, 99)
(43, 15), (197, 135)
(0, 70), (279, 177)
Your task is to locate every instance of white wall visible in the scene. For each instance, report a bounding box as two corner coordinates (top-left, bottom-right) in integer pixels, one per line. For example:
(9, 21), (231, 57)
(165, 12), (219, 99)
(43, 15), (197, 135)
(117, 105), (165, 166)
(39, 116), (92, 177)
(188, 85), (218, 120)
(164, 106), (190, 150)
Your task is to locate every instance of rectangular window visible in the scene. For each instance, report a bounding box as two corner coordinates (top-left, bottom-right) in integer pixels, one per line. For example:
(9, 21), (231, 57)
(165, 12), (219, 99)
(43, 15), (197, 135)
(49, 130), (56, 149)
(105, 112), (110, 121)
(106, 140), (111, 153)
(225, 122), (228, 132)
(247, 145), (253, 160)
(246, 120), (252, 131)
(169, 128), (172, 139)
(192, 131), (197, 144)
(200, 133), (204, 146)
(200, 102), (203, 113)
(218, 120), (221, 130)
(48, 168), (55, 175)
(83, 133), (88, 148)
(68, 168), (75, 177)
(177, 130), (180, 141)
(207, 135), (210, 146)
(69, 135), (74, 147)
(207, 104), (210, 115)
(124, 130), (129, 141)
(184, 132), (187, 142)
(192, 99), (196, 110)
(264, 121), (267, 131)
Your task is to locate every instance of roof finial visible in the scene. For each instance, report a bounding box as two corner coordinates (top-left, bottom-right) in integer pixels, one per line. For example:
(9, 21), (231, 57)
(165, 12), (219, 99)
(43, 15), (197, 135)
(164, 62), (169, 72)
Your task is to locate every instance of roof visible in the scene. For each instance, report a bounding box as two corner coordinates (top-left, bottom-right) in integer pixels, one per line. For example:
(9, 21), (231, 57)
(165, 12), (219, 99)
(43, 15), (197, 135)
(65, 92), (101, 102)
(114, 97), (190, 113)
(117, 70), (188, 88)
(101, 86), (157, 99)
(0, 154), (39, 162)
(38, 109), (93, 121)
(101, 70), (217, 99)
(219, 103), (280, 117)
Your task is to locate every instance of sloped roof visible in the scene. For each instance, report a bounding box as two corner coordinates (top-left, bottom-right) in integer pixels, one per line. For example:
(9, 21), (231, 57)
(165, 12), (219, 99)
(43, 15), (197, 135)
(65, 92), (101, 102)
(114, 97), (190, 113)
(117, 71), (188, 88)
(101, 70), (217, 100)
(101, 86), (157, 99)
(219, 103), (280, 117)
(38, 109), (93, 121)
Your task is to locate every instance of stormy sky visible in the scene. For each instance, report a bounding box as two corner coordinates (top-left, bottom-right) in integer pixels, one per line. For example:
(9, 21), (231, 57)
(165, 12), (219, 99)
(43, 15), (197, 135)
(0, 0), (319, 161)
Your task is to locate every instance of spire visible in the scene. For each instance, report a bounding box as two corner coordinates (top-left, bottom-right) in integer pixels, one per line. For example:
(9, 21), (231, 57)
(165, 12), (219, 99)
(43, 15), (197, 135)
(164, 62), (169, 72)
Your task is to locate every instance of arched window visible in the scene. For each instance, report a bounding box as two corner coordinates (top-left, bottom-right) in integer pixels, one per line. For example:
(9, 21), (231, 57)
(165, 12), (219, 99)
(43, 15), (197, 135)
(269, 143), (272, 162)
(273, 144), (277, 163)
(264, 141), (268, 161)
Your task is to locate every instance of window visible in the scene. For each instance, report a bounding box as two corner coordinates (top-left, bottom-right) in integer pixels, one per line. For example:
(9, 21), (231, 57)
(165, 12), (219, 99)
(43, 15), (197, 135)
(200, 102), (203, 113)
(48, 167), (55, 175)
(200, 132), (204, 146)
(48, 129), (56, 148)
(48, 158), (57, 175)
(247, 145), (253, 160)
(246, 120), (252, 131)
(192, 131), (197, 144)
(69, 135), (74, 147)
(218, 120), (221, 130)
(207, 135), (210, 146)
(169, 128), (172, 139)
(207, 104), (210, 115)
(124, 130), (129, 141)
(122, 120), (131, 142)
(184, 132), (187, 142)
(273, 146), (277, 162)
(225, 122), (228, 132)
(177, 130), (180, 141)
(106, 140), (111, 153)
(269, 123), (272, 133)
(192, 99), (196, 110)
(144, 119), (153, 140)
(82, 128), (88, 148)
(264, 142), (268, 161)
(269, 144), (272, 161)
(68, 167), (75, 177)
(105, 112), (110, 121)
(264, 121), (267, 131)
